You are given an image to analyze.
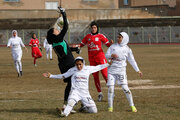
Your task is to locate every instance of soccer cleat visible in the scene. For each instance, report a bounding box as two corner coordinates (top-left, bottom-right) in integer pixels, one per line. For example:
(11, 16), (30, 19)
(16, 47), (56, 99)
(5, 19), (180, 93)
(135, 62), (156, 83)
(108, 107), (113, 112)
(20, 71), (23, 76)
(56, 108), (65, 117)
(131, 106), (137, 112)
(98, 94), (104, 102)
(34, 64), (37, 67)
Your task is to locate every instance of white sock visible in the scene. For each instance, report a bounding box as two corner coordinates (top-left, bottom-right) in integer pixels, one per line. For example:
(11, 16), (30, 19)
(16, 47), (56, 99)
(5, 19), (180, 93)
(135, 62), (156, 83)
(14, 61), (20, 73)
(63, 99), (76, 116)
(122, 85), (134, 106)
(99, 92), (103, 95)
(108, 85), (114, 108)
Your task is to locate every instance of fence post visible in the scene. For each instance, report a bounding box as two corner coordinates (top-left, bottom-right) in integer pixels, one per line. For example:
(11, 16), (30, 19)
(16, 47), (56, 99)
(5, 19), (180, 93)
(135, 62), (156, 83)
(22, 29), (24, 42)
(155, 26), (158, 43)
(6, 30), (9, 43)
(127, 27), (130, 38)
(169, 25), (172, 43)
(141, 26), (144, 43)
(68, 28), (70, 44)
(113, 27), (115, 42)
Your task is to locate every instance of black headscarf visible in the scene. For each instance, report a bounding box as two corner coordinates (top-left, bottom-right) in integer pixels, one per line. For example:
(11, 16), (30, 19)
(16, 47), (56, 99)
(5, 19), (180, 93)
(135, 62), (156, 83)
(47, 28), (55, 44)
(90, 21), (99, 35)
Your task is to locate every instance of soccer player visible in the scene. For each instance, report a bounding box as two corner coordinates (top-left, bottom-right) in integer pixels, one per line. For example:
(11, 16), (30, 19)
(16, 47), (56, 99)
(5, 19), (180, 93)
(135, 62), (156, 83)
(7, 30), (28, 77)
(29, 33), (42, 66)
(105, 32), (143, 112)
(43, 38), (53, 60)
(80, 22), (113, 101)
(43, 56), (109, 117)
(47, 7), (80, 111)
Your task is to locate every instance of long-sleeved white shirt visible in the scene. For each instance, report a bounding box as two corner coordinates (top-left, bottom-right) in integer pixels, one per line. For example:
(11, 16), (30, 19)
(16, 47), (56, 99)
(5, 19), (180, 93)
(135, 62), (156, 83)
(105, 43), (139, 74)
(50, 63), (109, 96)
(7, 36), (25, 51)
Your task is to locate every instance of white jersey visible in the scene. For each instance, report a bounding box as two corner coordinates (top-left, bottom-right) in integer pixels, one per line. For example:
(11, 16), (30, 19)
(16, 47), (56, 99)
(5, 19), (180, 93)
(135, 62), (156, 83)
(7, 36), (25, 52)
(43, 38), (52, 49)
(50, 63), (109, 96)
(105, 33), (139, 75)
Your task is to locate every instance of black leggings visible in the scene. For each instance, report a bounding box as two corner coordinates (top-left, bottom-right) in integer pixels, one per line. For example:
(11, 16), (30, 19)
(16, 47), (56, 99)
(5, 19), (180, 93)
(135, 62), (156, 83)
(64, 78), (71, 102)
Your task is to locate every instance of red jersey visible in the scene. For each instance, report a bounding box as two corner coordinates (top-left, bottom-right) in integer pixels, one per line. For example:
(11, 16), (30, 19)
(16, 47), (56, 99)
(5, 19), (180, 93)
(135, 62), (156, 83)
(80, 33), (110, 60)
(29, 38), (40, 48)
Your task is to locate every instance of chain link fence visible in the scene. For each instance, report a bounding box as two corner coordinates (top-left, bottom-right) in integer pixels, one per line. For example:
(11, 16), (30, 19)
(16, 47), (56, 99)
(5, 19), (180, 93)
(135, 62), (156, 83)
(0, 26), (180, 45)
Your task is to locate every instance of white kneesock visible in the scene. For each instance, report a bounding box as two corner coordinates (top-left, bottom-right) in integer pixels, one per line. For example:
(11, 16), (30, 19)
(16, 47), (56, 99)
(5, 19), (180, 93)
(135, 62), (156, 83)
(63, 99), (76, 116)
(49, 48), (52, 59)
(108, 85), (114, 108)
(17, 60), (22, 71)
(14, 60), (20, 73)
(121, 84), (134, 106)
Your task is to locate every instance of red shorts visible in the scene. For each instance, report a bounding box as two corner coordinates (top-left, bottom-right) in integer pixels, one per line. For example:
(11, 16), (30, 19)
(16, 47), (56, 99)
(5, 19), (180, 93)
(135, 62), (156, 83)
(32, 48), (42, 58)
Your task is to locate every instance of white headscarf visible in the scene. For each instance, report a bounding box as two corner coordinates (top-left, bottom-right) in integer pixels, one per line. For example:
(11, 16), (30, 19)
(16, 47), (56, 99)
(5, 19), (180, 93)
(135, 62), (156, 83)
(12, 30), (18, 38)
(74, 56), (85, 65)
(119, 32), (129, 47)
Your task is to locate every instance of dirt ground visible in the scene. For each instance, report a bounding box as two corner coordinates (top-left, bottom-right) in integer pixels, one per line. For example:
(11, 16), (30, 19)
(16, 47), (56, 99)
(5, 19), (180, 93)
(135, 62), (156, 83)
(0, 45), (179, 120)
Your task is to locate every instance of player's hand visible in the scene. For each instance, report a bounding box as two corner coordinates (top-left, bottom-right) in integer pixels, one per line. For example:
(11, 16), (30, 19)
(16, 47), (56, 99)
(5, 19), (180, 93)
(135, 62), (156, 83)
(43, 72), (51, 78)
(110, 39), (114, 44)
(39, 47), (42, 51)
(58, 7), (65, 13)
(111, 54), (118, 59)
(137, 71), (143, 77)
(25, 47), (28, 53)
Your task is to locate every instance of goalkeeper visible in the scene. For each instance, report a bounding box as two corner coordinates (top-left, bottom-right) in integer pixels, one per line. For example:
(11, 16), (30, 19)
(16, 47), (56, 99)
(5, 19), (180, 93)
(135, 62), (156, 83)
(47, 7), (79, 111)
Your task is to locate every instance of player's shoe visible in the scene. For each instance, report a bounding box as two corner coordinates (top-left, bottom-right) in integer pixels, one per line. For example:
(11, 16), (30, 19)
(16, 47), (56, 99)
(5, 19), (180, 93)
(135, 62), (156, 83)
(98, 93), (104, 102)
(56, 108), (65, 117)
(131, 106), (137, 112)
(108, 107), (113, 112)
(34, 64), (37, 67)
(20, 71), (22, 76)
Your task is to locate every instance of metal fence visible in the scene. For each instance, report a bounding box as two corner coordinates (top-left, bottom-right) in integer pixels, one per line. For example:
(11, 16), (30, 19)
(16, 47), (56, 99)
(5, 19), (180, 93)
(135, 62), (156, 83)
(0, 26), (180, 45)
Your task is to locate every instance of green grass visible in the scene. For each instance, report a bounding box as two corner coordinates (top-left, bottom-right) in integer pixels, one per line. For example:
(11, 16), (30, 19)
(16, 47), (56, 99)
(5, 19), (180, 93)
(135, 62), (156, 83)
(0, 45), (179, 120)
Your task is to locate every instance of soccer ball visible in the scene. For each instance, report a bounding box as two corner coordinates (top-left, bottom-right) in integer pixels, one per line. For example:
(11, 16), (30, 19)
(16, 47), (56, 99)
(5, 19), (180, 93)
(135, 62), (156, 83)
(56, 16), (69, 28)
(57, 17), (64, 27)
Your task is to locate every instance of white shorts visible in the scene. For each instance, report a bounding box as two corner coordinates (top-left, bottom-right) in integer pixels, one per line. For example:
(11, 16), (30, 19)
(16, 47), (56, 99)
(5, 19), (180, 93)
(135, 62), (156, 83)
(107, 73), (127, 86)
(68, 90), (96, 107)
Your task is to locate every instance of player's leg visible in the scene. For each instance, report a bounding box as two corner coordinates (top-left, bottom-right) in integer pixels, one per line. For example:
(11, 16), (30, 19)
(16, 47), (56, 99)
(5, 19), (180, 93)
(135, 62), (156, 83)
(81, 96), (97, 113)
(34, 57), (37, 66)
(100, 58), (108, 83)
(49, 47), (53, 60)
(12, 52), (20, 76)
(107, 74), (115, 112)
(121, 84), (137, 112)
(64, 78), (71, 104)
(17, 51), (23, 76)
(62, 99), (77, 117)
(46, 48), (49, 59)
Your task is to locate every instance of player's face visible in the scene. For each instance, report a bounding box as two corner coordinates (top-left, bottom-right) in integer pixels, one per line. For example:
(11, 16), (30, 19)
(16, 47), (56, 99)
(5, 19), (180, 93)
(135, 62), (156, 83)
(13, 32), (16, 37)
(117, 35), (123, 44)
(75, 60), (83, 71)
(53, 28), (60, 35)
(91, 25), (97, 34)
(33, 34), (36, 39)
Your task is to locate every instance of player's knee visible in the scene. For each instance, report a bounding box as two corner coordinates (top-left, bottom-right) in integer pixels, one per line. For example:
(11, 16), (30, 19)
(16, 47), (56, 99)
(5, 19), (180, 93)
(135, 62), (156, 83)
(89, 106), (97, 113)
(123, 88), (131, 94)
(67, 99), (76, 107)
(108, 86), (114, 93)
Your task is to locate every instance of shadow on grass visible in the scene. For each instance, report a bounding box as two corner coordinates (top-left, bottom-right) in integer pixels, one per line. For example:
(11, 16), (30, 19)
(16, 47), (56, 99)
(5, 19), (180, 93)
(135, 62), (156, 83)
(0, 108), (59, 117)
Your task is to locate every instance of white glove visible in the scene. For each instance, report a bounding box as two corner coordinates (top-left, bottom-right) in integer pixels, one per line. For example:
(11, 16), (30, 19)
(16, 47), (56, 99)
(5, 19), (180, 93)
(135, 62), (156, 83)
(58, 7), (65, 13)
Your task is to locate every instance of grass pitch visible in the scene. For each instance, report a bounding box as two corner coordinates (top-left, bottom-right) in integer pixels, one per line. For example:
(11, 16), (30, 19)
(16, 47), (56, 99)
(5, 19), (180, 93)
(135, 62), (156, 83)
(0, 45), (179, 120)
